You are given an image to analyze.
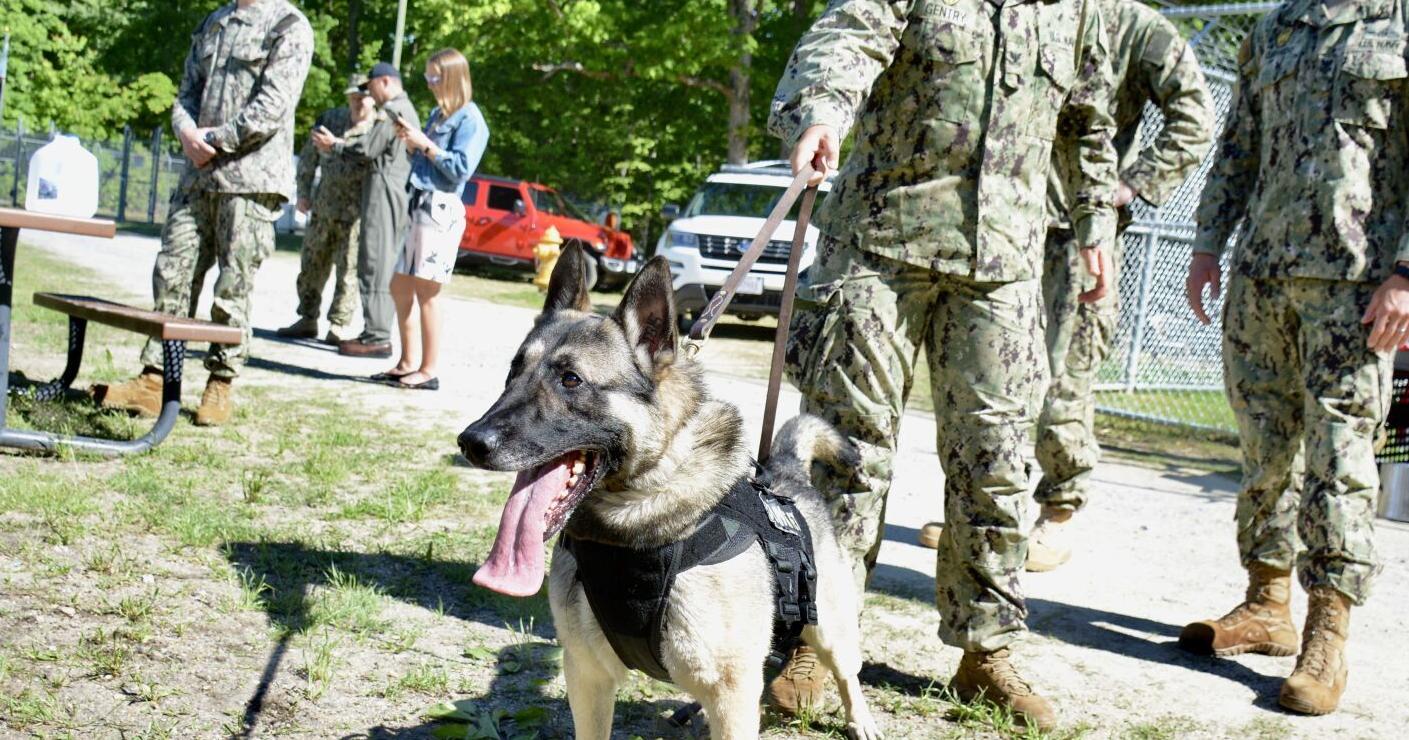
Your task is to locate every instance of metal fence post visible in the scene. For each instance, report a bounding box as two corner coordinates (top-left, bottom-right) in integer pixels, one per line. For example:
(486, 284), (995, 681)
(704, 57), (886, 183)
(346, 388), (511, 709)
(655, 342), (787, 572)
(10, 117), (22, 206)
(1122, 229), (1159, 391)
(117, 125), (133, 222)
(147, 127), (162, 224)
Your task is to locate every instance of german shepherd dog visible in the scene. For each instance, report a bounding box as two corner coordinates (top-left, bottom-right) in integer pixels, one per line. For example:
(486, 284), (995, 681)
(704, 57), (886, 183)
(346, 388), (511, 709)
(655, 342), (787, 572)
(458, 245), (881, 740)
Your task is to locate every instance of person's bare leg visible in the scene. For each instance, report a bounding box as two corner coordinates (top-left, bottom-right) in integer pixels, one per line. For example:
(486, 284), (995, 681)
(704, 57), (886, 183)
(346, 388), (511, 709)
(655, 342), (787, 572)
(387, 273), (419, 375)
(401, 277), (443, 384)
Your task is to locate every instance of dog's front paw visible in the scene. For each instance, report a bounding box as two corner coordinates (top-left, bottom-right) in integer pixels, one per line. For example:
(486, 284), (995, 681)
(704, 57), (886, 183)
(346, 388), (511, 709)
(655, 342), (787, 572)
(846, 717), (884, 740)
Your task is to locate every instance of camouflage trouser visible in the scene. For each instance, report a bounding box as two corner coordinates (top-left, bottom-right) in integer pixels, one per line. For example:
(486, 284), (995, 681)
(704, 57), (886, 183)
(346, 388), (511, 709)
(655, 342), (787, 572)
(140, 189), (280, 379)
(787, 239), (1047, 652)
(1034, 227), (1119, 512)
(295, 212), (361, 332)
(1223, 274), (1388, 604)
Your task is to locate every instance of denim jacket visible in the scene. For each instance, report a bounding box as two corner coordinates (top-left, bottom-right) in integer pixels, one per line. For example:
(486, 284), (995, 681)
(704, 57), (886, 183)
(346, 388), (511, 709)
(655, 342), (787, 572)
(409, 102), (489, 197)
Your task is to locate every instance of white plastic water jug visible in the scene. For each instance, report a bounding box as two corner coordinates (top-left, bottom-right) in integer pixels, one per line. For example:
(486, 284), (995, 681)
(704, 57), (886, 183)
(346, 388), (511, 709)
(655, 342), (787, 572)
(25, 134), (100, 219)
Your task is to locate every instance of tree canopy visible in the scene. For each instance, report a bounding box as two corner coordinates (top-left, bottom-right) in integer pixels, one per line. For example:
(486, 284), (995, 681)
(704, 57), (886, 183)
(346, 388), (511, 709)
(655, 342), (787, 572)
(0, 0), (823, 241)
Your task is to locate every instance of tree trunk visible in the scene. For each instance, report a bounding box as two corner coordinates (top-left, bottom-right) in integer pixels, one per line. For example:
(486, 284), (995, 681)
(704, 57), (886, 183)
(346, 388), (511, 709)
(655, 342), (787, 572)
(347, 0), (363, 72)
(726, 0), (759, 165)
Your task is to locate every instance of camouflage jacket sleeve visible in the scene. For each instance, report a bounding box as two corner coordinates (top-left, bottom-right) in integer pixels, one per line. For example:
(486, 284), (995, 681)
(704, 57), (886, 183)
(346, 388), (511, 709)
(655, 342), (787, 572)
(1067, 0), (1119, 252)
(208, 17), (315, 153)
(1121, 18), (1214, 207)
(767, 0), (911, 148)
(295, 113), (324, 202)
(171, 19), (210, 136)
(1193, 35), (1260, 257)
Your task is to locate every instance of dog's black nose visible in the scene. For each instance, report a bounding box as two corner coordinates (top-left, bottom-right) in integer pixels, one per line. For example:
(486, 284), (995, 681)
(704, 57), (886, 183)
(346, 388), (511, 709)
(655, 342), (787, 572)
(458, 425), (498, 467)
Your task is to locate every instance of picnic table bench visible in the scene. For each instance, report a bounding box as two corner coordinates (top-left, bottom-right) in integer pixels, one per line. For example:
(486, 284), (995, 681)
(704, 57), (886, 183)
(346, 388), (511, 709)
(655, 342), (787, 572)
(0, 207), (239, 456)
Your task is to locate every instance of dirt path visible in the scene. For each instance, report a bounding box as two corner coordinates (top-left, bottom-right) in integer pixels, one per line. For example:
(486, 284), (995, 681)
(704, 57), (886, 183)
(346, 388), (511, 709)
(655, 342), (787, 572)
(4, 232), (1408, 739)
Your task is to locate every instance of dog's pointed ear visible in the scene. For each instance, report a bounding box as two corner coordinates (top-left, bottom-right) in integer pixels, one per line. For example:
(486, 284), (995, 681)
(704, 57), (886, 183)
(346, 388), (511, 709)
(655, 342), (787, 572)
(542, 243), (592, 315)
(613, 257), (677, 374)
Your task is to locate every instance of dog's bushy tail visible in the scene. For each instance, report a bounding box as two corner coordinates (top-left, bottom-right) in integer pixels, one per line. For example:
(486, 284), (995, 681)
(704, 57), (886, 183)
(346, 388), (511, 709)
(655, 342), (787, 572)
(765, 414), (860, 485)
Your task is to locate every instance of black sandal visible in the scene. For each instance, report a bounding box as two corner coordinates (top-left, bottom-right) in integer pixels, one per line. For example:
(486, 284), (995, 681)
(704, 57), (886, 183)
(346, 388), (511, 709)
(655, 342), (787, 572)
(397, 376), (440, 391)
(370, 370), (410, 382)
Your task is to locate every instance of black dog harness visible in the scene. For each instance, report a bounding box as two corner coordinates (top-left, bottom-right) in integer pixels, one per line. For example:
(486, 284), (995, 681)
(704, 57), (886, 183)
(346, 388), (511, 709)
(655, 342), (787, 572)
(559, 475), (818, 683)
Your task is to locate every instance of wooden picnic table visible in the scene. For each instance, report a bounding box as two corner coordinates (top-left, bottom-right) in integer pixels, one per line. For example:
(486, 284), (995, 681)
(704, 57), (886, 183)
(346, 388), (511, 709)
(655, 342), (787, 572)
(0, 207), (237, 456)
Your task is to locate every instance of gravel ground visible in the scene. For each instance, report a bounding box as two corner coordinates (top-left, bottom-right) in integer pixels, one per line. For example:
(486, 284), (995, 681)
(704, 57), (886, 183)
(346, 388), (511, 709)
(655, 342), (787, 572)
(6, 231), (1408, 739)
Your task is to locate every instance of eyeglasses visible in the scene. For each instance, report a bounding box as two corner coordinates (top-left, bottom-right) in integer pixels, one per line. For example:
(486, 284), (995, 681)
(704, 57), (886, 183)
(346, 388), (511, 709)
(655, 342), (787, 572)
(424, 73), (442, 85)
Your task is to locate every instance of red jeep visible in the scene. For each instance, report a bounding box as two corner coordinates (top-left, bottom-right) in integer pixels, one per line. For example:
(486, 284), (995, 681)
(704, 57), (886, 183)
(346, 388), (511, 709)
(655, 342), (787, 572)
(458, 175), (638, 289)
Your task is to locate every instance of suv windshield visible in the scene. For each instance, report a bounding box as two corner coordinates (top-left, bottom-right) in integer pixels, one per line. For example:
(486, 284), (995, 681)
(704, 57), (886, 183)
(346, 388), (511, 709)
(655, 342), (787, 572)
(683, 182), (827, 221)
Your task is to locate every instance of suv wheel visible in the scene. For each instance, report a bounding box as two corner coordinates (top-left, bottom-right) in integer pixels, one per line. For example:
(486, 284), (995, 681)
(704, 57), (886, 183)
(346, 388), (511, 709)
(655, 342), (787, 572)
(677, 310), (697, 336)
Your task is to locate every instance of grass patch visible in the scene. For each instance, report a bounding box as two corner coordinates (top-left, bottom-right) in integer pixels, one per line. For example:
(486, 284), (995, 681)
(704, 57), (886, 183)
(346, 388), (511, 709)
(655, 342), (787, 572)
(300, 630), (341, 701)
(337, 468), (459, 523)
(307, 564), (389, 636)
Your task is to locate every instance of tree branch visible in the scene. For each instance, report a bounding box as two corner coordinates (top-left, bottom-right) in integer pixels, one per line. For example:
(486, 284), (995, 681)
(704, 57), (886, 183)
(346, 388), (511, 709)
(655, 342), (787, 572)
(531, 61), (731, 97)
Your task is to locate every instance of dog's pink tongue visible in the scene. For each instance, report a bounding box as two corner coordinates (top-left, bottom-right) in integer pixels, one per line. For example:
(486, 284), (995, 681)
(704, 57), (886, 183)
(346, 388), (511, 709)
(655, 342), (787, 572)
(473, 459), (572, 597)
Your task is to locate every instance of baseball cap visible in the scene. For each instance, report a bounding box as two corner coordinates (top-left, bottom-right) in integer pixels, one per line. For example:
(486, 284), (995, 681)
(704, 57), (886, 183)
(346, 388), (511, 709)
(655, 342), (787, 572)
(344, 74), (369, 95)
(366, 62), (401, 82)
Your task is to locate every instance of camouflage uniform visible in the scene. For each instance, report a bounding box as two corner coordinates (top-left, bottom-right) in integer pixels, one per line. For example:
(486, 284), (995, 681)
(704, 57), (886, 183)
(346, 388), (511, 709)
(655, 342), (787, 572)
(1193, 0), (1409, 604)
(293, 106), (373, 335)
(140, 0), (314, 379)
(1037, 0), (1214, 511)
(772, 0), (1118, 651)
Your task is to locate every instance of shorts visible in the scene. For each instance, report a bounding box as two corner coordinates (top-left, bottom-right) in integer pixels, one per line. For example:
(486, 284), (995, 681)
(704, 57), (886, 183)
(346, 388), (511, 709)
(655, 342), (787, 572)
(395, 189), (465, 284)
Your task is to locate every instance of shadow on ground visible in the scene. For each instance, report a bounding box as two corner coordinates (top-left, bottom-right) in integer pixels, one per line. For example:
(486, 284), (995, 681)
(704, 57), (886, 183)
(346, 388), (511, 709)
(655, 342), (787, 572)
(3, 372), (142, 442)
(344, 641), (699, 739)
(869, 561), (1286, 706)
(223, 541), (706, 739)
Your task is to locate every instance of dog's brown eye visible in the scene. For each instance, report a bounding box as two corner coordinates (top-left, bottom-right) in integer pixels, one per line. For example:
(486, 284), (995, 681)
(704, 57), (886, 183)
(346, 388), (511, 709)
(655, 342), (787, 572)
(561, 371), (582, 389)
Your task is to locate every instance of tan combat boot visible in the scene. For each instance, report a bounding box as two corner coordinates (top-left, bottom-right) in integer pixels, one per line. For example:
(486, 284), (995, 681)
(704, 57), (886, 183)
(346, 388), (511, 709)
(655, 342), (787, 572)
(97, 368), (163, 418)
(1179, 563), (1298, 657)
(1025, 506), (1074, 572)
(950, 648), (1056, 731)
(919, 521), (943, 549)
(194, 376), (234, 427)
(766, 645), (827, 716)
(1279, 587), (1352, 715)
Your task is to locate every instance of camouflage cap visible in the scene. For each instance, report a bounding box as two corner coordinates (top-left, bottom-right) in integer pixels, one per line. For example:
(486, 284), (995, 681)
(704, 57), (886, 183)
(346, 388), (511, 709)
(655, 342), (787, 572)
(344, 74), (369, 95)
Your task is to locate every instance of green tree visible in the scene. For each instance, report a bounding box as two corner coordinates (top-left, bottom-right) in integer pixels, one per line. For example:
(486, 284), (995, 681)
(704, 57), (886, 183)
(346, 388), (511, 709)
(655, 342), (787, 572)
(0, 0), (174, 139)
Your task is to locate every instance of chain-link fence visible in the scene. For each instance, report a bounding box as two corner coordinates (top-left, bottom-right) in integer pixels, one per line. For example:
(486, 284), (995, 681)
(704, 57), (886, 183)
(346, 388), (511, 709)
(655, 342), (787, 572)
(1095, 2), (1278, 434)
(0, 120), (187, 224)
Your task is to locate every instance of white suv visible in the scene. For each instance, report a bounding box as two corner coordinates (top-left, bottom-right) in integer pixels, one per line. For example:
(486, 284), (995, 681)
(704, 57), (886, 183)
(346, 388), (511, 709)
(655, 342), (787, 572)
(658, 161), (832, 331)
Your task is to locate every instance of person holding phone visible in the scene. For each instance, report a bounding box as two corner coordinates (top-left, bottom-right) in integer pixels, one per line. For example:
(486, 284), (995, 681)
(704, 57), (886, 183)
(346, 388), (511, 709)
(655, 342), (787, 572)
(313, 63), (420, 359)
(374, 48), (489, 390)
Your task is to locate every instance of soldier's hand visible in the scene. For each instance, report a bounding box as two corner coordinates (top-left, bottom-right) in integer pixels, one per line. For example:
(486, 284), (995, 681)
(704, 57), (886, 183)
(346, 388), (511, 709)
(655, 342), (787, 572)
(297, 198), (312, 215)
(180, 127), (217, 168)
(1186, 253), (1221, 325)
(1362, 271), (1409, 353)
(1078, 246), (1111, 303)
(311, 127), (340, 153)
(1114, 182), (1137, 208)
(791, 125), (839, 186)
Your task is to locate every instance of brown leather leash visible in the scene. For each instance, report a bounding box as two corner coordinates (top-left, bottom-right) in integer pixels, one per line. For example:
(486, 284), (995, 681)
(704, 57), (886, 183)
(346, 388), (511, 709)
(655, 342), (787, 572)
(682, 164), (819, 462)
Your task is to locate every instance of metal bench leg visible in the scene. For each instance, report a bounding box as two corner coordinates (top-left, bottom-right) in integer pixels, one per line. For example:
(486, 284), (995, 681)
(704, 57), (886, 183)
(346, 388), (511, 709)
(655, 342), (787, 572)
(0, 340), (186, 456)
(29, 317), (87, 402)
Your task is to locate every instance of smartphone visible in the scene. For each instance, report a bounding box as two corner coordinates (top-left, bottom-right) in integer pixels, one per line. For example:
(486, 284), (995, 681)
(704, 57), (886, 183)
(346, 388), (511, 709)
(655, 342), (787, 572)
(387, 109), (403, 127)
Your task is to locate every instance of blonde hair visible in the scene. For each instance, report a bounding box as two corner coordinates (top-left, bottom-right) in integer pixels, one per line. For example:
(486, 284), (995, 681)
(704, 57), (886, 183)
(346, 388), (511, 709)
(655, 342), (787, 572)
(427, 48), (472, 115)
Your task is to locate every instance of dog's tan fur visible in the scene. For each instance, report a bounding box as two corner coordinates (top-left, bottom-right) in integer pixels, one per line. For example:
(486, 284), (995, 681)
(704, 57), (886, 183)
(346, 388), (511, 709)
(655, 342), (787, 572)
(463, 247), (882, 739)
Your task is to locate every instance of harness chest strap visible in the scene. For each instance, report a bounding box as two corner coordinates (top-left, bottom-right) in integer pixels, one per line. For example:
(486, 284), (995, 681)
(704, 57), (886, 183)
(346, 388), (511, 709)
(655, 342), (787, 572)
(560, 475), (818, 683)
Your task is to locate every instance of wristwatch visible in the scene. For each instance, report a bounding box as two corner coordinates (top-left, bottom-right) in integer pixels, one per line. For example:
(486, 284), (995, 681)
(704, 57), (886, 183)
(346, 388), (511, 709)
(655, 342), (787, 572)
(1395, 262), (1409, 281)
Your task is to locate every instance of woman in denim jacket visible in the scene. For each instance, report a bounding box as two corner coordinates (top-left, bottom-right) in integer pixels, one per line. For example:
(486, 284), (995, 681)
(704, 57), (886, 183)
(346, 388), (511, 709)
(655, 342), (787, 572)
(379, 48), (489, 390)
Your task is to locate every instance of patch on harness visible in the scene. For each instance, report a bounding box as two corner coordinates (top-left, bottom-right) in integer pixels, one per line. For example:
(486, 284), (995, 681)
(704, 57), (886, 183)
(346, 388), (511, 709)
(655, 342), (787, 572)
(759, 488), (802, 536)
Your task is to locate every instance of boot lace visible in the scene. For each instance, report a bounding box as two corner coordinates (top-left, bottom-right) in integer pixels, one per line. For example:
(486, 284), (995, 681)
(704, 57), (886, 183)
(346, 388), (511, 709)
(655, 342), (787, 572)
(781, 647), (819, 681)
(980, 649), (1033, 697)
(1299, 597), (1342, 679)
